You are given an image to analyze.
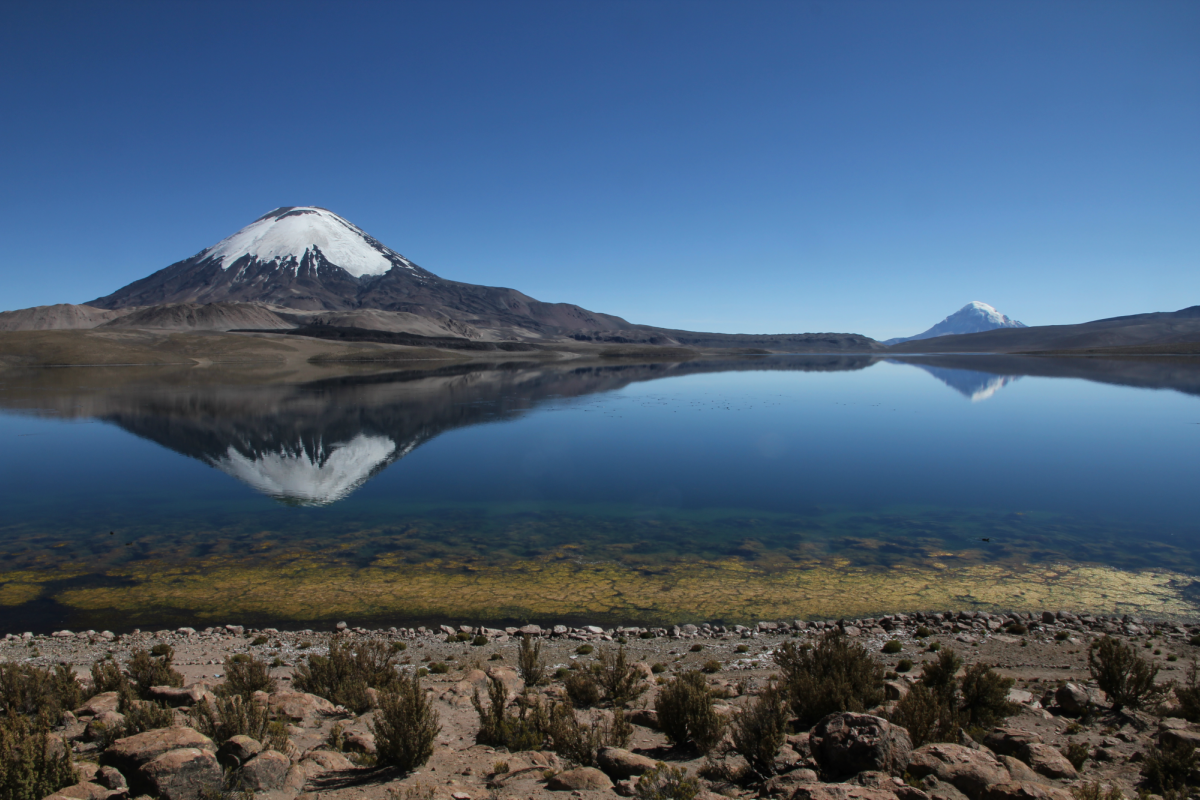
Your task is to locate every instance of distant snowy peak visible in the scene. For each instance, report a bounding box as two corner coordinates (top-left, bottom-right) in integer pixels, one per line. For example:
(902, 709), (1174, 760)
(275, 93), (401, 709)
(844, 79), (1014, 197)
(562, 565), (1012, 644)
(201, 206), (422, 279)
(885, 302), (1026, 345)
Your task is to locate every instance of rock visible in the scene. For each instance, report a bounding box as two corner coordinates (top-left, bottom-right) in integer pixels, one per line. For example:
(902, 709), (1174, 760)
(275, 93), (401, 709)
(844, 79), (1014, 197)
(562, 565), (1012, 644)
(74, 763), (99, 783)
(345, 730), (377, 754)
(629, 708), (659, 729)
(76, 692), (120, 717)
(240, 750), (290, 791)
(96, 765), (127, 791)
(998, 756), (1042, 784)
(486, 665), (524, 695)
(982, 729), (1043, 758)
(765, 769), (821, 796)
(885, 681), (910, 701)
(84, 711), (125, 742)
(921, 777), (971, 800)
(303, 750), (356, 771)
(596, 747), (659, 779)
(547, 767), (614, 791)
(1006, 690), (1034, 706)
(789, 783), (901, 800)
(140, 747), (222, 800)
(217, 734), (262, 768)
(906, 743), (1011, 800)
(519, 624), (542, 636)
(1054, 684), (1090, 716)
(1017, 743), (1077, 780)
(101, 726), (216, 776)
(1160, 728), (1200, 749)
(982, 783), (1074, 800)
(843, 626), (863, 637)
(148, 684), (213, 707)
(47, 782), (109, 800)
(268, 690), (337, 725)
(810, 712), (913, 777)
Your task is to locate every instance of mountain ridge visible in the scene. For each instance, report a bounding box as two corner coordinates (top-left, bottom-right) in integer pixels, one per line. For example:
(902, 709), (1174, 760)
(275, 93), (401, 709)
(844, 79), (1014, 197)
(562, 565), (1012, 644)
(884, 301), (1025, 345)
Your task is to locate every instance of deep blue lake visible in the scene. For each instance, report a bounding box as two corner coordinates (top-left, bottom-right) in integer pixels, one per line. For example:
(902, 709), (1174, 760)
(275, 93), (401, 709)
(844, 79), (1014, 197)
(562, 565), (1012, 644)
(1, 354), (1197, 632)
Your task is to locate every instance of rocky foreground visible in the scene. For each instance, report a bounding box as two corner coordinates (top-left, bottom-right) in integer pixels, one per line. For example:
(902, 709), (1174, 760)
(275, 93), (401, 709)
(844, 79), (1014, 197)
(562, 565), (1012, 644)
(3, 609), (1199, 800)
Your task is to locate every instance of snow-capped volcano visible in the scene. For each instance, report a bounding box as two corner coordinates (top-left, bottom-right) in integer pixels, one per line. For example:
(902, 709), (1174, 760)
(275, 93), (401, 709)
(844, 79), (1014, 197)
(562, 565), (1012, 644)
(884, 302), (1026, 346)
(203, 207), (422, 279)
(89, 206), (634, 333)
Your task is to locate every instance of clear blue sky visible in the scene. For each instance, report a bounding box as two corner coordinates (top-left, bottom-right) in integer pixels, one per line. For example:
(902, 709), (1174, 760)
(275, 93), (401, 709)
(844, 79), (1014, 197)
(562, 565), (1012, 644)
(1, 1), (1196, 340)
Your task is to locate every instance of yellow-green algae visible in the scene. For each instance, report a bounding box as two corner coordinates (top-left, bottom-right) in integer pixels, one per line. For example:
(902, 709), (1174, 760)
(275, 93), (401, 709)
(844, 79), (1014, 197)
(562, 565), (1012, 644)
(6, 553), (1192, 624)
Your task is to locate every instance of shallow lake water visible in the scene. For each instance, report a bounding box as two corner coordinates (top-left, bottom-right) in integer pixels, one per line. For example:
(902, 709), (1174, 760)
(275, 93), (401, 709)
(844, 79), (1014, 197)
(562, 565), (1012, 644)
(1, 354), (1198, 632)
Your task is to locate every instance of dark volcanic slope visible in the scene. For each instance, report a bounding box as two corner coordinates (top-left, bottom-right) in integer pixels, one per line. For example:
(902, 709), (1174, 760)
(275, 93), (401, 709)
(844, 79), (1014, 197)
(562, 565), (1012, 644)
(887, 306), (1200, 353)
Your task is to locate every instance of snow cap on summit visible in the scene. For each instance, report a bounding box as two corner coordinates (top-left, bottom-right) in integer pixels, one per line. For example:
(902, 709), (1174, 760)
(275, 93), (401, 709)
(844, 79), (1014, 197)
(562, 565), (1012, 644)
(201, 206), (414, 278)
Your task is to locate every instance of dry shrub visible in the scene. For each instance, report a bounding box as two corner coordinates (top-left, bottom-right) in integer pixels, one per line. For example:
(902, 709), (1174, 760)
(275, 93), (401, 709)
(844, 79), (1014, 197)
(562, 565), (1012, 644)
(1071, 782), (1123, 800)
(596, 646), (647, 707)
(293, 640), (401, 714)
(544, 702), (631, 766)
(1173, 660), (1200, 722)
(1088, 636), (1166, 711)
(218, 654), (277, 700)
(960, 662), (1018, 729)
(634, 763), (700, 800)
(774, 631), (884, 728)
(473, 674), (546, 752)
(565, 670), (602, 708)
(888, 682), (958, 748)
(90, 659), (126, 695)
(655, 671), (725, 754)
(731, 682), (788, 777)
(373, 672), (440, 772)
(1142, 739), (1196, 798)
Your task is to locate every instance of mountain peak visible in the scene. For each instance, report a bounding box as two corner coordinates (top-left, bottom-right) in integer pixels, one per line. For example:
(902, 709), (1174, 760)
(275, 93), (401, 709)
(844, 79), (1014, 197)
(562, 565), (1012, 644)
(885, 302), (1026, 345)
(201, 206), (417, 279)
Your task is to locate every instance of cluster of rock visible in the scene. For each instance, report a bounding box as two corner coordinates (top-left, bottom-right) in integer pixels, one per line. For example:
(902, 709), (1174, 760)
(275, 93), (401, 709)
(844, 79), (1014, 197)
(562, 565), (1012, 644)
(10, 608), (1194, 648)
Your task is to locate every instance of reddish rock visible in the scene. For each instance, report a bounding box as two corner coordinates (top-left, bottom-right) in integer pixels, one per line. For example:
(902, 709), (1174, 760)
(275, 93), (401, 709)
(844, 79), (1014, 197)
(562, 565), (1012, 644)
(597, 747), (660, 779)
(547, 767), (615, 791)
(100, 726), (216, 775)
(789, 783), (899, 800)
(75, 692), (120, 717)
(982, 783), (1074, 800)
(906, 743), (1011, 800)
(241, 750), (291, 791)
(140, 747), (222, 800)
(267, 691), (336, 725)
(983, 729), (1043, 758)
(1017, 743), (1077, 780)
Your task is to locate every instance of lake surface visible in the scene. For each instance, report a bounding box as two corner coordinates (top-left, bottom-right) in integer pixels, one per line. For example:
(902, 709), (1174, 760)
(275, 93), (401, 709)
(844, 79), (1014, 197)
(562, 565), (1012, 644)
(1, 354), (1198, 633)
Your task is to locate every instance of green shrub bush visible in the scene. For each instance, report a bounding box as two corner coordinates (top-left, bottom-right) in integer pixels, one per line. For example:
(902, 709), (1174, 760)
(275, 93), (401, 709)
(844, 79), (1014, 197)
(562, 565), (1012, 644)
(689, 644), (704, 653)
(731, 683), (788, 777)
(189, 695), (271, 745)
(0, 664), (84, 721)
(888, 682), (958, 748)
(0, 711), (77, 800)
(373, 672), (440, 772)
(651, 663), (667, 674)
(634, 763), (700, 800)
(1071, 782), (1124, 800)
(896, 659), (914, 673)
(126, 647), (184, 699)
(701, 660), (721, 674)
(735, 644), (750, 654)
(1088, 635), (1166, 711)
(428, 662), (449, 674)
(655, 671), (725, 753)
(959, 662), (1017, 729)
(882, 641), (902, 654)
(1006, 623), (1028, 635)
(90, 658), (126, 695)
(915, 626), (933, 638)
(774, 631), (885, 728)
(218, 654), (276, 700)
(472, 635), (488, 647)
(576, 644), (594, 655)
(564, 670), (601, 708)
(293, 640), (401, 713)
(1141, 739), (1196, 797)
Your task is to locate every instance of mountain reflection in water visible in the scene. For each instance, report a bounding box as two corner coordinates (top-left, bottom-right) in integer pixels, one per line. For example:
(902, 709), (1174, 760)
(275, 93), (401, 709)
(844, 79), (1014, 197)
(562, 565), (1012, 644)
(4, 353), (1198, 506)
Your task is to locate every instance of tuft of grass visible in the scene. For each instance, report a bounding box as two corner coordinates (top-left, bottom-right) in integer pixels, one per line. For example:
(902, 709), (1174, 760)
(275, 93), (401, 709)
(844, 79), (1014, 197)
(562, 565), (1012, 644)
(428, 663), (449, 674)
(882, 640), (902, 654)
(517, 635), (546, 687)
(576, 644), (594, 655)
(251, 635), (269, 646)
(472, 635), (488, 647)
(915, 626), (933, 638)
(634, 763), (700, 800)
(701, 660), (721, 674)
(651, 663), (667, 674)
(391, 642), (407, 653)
(896, 658), (914, 673)
(689, 644), (704, 653)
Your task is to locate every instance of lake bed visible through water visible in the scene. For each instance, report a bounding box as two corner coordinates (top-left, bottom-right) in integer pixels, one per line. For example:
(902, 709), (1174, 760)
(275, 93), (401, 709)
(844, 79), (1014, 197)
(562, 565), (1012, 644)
(1, 354), (1198, 632)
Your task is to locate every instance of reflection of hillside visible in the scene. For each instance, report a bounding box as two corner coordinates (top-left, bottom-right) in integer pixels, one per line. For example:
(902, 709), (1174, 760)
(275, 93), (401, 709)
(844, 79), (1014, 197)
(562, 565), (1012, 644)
(2, 356), (877, 504)
(901, 363), (1021, 401)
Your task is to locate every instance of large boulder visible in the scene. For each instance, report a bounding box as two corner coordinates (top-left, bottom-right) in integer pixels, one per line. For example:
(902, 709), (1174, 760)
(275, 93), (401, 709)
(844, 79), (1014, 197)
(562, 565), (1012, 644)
(764, 769), (821, 796)
(1054, 684), (1090, 716)
(547, 767), (615, 791)
(267, 690), (337, 725)
(810, 713), (913, 777)
(100, 726), (216, 775)
(982, 783), (1074, 800)
(906, 743), (1011, 800)
(140, 747), (222, 800)
(920, 777), (970, 800)
(982, 729), (1043, 758)
(1016, 744), (1077, 780)
(241, 750), (291, 791)
(147, 684), (214, 708)
(75, 692), (120, 717)
(44, 782), (109, 800)
(789, 784), (901, 800)
(997, 756), (1042, 785)
(217, 734), (262, 768)
(597, 747), (659, 779)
